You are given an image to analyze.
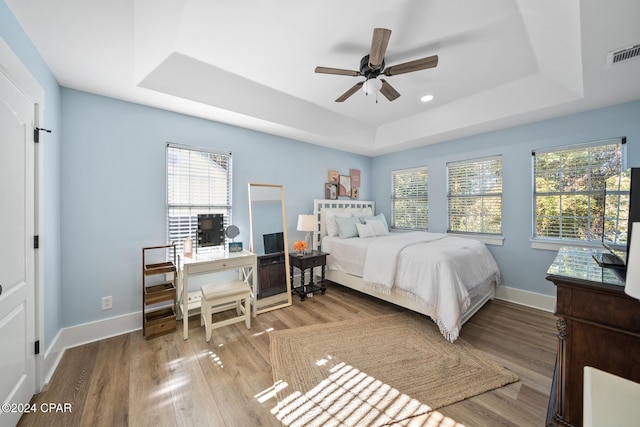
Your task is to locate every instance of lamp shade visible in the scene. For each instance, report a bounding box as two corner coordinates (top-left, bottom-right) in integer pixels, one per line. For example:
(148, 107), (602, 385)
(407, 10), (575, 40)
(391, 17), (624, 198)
(297, 214), (316, 232)
(625, 222), (640, 300)
(362, 78), (383, 95)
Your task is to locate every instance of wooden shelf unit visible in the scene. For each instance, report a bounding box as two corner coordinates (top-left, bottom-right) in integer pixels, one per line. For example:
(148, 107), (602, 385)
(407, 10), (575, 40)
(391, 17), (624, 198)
(142, 244), (177, 339)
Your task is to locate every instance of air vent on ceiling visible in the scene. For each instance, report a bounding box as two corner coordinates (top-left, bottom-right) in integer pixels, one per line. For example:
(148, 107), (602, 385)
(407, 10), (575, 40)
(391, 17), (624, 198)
(606, 44), (640, 67)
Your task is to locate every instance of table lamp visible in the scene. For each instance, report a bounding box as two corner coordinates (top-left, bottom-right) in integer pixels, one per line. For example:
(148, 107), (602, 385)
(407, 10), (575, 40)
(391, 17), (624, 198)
(624, 222), (640, 300)
(297, 214), (316, 254)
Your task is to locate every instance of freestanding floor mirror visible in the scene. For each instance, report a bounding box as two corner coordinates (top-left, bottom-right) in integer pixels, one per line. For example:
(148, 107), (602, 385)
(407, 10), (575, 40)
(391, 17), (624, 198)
(248, 183), (292, 313)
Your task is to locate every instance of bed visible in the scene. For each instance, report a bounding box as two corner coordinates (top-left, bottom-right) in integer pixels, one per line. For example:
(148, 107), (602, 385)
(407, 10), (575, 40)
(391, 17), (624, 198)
(313, 199), (499, 342)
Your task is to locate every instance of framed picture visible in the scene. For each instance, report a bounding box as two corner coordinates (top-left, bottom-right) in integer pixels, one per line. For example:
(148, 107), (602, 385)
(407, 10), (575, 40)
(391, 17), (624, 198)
(325, 182), (338, 200)
(328, 170), (339, 183)
(351, 188), (359, 199)
(339, 175), (351, 197)
(229, 242), (243, 252)
(349, 169), (361, 188)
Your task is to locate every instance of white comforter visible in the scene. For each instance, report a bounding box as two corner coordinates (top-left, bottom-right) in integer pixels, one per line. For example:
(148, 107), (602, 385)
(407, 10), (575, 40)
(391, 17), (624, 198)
(362, 232), (500, 342)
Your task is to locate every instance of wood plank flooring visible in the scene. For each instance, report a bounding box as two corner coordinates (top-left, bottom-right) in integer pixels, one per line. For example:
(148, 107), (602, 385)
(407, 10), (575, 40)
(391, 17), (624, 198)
(18, 283), (557, 427)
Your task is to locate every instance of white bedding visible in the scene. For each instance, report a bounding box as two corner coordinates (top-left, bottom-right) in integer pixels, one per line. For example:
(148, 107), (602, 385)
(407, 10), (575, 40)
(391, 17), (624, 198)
(322, 235), (370, 276)
(322, 232), (500, 341)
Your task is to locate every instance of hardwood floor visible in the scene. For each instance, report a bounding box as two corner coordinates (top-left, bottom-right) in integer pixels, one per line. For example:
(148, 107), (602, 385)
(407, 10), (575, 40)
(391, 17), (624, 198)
(18, 283), (557, 427)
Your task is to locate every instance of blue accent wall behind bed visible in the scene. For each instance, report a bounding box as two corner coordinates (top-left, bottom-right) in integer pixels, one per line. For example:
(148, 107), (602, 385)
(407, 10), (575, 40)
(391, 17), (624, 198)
(371, 100), (640, 297)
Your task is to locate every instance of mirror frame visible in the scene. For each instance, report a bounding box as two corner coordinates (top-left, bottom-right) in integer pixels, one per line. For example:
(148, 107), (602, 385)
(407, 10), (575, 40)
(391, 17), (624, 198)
(248, 183), (292, 313)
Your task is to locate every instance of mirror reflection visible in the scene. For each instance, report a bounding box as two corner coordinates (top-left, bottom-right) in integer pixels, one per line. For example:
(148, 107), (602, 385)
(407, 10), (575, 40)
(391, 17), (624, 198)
(248, 183), (292, 313)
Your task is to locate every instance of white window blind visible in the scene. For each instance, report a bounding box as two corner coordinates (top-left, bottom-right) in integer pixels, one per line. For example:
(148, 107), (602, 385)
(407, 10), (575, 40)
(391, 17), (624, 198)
(447, 156), (502, 235)
(533, 138), (627, 243)
(391, 167), (428, 230)
(167, 143), (232, 255)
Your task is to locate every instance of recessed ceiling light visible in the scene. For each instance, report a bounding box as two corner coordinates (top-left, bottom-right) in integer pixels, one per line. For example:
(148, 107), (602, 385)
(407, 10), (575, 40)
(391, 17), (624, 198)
(421, 94), (434, 103)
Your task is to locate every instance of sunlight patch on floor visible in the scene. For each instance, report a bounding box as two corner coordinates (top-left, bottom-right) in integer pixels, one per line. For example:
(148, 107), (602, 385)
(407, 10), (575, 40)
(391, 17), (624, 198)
(315, 355), (333, 366)
(255, 380), (289, 403)
(149, 359), (189, 400)
(269, 360), (461, 426)
(207, 350), (224, 368)
(149, 373), (189, 409)
(253, 326), (275, 337)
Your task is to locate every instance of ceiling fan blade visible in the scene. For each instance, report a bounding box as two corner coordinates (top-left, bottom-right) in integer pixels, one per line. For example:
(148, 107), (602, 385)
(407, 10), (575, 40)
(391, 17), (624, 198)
(369, 28), (392, 69)
(315, 66), (361, 77)
(380, 79), (400, 101)
(383, 55), (439, 76)
(335, 82), (364, 102)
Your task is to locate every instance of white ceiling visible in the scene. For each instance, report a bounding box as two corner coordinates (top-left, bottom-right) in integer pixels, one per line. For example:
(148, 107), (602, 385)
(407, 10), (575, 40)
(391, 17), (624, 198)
(6, 0), (640, 156)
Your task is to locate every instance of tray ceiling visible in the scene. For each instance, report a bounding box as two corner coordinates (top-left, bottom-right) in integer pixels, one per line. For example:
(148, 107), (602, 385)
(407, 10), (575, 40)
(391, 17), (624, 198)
(6, 0), (640, 155)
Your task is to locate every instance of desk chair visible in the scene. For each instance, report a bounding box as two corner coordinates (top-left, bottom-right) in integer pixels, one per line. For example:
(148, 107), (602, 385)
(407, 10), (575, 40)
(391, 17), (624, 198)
(200, 280), (251, 342)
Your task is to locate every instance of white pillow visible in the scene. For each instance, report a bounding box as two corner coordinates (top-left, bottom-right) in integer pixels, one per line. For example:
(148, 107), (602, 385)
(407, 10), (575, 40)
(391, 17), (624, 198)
(351, 207), (373, 217)
(355, 222), (376, 238)
(360, 213), (389, 232)
(365, 219), (389, 236)
(324, 208), (351, 237)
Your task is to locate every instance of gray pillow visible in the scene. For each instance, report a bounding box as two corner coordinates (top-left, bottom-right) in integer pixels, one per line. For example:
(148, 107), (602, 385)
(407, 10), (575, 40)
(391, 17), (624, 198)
(335, 215), (360, 239)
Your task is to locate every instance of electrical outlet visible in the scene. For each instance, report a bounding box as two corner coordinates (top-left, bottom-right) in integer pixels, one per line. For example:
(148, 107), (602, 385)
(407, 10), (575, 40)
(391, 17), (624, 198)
(101, 296), (112, 310)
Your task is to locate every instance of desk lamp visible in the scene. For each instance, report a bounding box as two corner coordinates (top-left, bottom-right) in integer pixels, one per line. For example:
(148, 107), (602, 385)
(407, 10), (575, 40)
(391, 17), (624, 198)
(297, 214), (316, 254)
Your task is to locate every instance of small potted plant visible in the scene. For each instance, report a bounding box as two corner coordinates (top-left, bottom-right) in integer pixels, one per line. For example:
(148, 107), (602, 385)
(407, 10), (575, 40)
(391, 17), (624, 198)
(293, 240), (307, 256)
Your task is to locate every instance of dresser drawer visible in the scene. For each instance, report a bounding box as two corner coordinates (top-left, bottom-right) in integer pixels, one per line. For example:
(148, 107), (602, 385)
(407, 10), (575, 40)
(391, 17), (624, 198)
(184, 255), (255, 275)
(304, 255), (326, 269)
(556, 283), (640, 334)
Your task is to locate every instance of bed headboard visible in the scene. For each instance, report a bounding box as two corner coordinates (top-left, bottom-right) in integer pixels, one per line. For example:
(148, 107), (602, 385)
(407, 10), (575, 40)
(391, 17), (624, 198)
(313, 199), (375, 251)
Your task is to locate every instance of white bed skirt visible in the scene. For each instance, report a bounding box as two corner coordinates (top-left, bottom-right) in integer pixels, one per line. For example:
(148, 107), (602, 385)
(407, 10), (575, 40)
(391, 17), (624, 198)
(325, 269), (496, 328)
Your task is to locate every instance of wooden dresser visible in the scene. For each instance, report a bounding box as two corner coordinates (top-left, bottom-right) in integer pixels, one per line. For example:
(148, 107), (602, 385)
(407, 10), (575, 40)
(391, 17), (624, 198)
(546, 247), (640, 426)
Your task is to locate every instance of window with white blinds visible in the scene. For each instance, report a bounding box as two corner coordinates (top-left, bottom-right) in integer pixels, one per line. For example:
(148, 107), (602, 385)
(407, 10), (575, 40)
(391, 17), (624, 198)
(391, 167), (428, 230)
(167, 144), (232, 255)
(447, 156), (502, 235)
(533, 138), (627, 243)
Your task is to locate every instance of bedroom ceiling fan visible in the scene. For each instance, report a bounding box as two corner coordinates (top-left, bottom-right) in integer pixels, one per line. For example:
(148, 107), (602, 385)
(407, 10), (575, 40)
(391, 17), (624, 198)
(315, 28), (439, 103)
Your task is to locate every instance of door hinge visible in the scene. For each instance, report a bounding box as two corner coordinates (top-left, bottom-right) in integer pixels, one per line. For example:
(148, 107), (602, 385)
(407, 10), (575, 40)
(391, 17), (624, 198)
(34, 235), (39, 249)
(34, 127), (52, 143)
(35, 340), (40, 355)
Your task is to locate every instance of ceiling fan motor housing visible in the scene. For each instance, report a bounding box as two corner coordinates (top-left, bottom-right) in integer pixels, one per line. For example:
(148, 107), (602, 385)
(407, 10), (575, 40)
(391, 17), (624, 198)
(360, 54), (384, 79)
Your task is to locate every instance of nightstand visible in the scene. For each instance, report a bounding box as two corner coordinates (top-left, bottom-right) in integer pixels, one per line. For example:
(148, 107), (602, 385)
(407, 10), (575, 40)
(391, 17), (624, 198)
(288, 250), (329, 301)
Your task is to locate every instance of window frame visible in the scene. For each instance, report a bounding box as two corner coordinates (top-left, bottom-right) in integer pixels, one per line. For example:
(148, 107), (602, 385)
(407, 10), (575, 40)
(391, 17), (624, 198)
(446, 155), (503, 237)
(531, 137), (627, 248)
(166, 143), (232, 257)
(390, 166), (429, 230)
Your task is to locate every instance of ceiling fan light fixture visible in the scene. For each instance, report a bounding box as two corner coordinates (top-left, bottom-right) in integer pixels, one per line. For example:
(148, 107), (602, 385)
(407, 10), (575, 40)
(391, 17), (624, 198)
(316, 28), (439, 103)
(363, 78), (383, 96)
(421, 94), (434, 103)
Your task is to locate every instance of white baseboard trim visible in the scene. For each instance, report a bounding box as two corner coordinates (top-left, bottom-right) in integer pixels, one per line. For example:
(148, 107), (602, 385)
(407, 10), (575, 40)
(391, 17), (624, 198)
(42, 329), (64, 387)
(42, 311), (142, 386)
(495, 285), (556, 313)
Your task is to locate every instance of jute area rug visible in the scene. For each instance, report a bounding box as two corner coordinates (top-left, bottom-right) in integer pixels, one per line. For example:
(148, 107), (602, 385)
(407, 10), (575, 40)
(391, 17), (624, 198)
(270, 313), (518, 426)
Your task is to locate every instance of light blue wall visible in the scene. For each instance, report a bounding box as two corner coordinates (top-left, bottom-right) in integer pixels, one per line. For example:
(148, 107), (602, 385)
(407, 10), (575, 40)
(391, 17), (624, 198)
(1, 1), (62, 350)
(4, 0), (640, 336)
(60, 89), (371, 326)
(372, 101), (640, 296)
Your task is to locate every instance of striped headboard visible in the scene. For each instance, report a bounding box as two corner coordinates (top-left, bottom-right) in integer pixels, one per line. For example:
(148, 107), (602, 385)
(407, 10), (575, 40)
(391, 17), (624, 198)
(313, 199), (375, 250)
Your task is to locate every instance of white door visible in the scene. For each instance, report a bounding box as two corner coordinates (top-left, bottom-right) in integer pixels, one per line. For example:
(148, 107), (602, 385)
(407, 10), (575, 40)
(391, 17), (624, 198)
(0, 67), (36, 426)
